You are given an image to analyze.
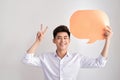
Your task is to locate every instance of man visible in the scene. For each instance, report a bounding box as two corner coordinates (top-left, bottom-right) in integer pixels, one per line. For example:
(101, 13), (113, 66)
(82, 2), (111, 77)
(23, 24), (112, 80)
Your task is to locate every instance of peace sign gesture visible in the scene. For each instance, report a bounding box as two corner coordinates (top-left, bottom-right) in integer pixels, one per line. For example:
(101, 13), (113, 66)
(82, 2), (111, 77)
(36, 24), (48, 42)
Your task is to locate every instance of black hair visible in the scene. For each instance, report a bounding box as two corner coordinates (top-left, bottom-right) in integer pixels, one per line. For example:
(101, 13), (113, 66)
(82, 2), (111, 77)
(53, 25), (70, 38)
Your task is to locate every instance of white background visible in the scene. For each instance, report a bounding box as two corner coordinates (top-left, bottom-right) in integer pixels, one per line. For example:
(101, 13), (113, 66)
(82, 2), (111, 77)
(0, 0), (120, 80)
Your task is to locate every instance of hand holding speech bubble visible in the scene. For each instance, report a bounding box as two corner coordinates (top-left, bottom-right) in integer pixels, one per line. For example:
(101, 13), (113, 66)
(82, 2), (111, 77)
(70, 10), (110, 44)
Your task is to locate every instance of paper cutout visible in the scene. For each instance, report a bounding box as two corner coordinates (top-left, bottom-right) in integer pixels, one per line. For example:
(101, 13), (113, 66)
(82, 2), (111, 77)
(70, 10), (110, 43)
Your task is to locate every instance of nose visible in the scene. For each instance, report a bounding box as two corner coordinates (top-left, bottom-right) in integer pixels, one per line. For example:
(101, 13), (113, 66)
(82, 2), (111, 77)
(61, 38), (65, 42)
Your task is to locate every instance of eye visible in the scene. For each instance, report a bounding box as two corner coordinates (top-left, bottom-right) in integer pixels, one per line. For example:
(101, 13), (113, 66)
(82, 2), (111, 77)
(57, 37), (61, 39)
(57, 37), (62, 39)
(64, 37), (68, 39)
(64, 37), (67, 39)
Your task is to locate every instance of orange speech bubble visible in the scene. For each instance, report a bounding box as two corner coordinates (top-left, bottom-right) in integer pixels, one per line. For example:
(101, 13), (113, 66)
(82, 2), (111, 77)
(70, 10), (110, 43)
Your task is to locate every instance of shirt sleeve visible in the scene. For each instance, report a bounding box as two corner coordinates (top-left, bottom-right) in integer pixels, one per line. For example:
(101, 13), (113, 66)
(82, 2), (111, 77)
(80, 54), (107, 68)
(22, 53), (42, 67)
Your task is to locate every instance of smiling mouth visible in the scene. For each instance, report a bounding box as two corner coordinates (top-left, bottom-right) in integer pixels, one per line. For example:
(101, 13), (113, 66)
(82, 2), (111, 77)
(60, 43), (67, 46)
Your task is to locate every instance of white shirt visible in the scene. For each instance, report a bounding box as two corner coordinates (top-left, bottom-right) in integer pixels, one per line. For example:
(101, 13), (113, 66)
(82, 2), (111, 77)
(23, 52), (107, 80)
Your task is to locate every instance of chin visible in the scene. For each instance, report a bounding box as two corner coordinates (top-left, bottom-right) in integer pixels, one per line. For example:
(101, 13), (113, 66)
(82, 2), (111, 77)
(57, 45), (68, 50)
(59, 47), (67, 50)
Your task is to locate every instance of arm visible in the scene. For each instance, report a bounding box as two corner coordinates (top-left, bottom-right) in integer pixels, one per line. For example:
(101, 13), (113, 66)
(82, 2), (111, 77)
(22, 24), (48, 66)
(101, 26), (113, 58)
(80, 26), (113, 68)
(27, 24), (48, 54)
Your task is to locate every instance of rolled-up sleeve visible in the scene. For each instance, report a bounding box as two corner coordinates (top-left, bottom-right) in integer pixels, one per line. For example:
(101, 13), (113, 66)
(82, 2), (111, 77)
(80, 54), (107, 68)
(22, 53), (42, 67)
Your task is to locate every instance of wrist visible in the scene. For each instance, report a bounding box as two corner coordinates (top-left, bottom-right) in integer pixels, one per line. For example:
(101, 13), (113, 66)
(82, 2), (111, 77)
(35, 40), (41, 44)
(106, 38), (111, 42)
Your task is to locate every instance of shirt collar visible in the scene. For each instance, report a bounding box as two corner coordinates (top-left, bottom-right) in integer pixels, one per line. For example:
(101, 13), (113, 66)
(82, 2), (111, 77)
(54, 51), (70, 57)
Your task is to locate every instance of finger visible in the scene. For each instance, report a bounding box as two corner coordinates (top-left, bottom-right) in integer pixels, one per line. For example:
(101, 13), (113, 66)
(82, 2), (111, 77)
(105, 28), (111, 32)
(104, 29), (112, 37)
(37, 32), (40, 37)
(105, 25), (112, 31)
(104, 26), (112, 32)
(43, 26), (48, 34)
(106, 25), (112, 30)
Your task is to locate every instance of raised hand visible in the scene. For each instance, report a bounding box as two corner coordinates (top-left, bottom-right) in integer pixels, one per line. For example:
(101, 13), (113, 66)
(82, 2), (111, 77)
(104, 26), (113, 40)
(36, 24), (48, 42)
(101, 26), (113, 58)
(26, 24), (48, 53)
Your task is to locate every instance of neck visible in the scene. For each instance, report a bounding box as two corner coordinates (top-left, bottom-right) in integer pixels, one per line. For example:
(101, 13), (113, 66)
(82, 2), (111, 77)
(56, 49), (67, 59)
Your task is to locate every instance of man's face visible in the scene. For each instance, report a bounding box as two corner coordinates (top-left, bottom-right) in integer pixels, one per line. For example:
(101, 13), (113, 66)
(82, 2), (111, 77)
(53, 32), (70, 51)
